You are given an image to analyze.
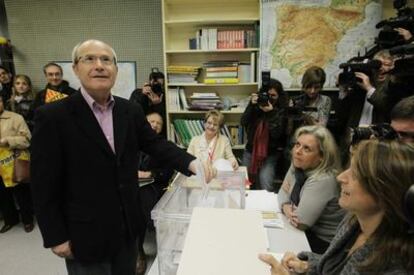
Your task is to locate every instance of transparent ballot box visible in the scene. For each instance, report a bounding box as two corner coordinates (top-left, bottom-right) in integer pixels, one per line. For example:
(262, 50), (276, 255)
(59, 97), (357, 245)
(151, 170), (246, 275)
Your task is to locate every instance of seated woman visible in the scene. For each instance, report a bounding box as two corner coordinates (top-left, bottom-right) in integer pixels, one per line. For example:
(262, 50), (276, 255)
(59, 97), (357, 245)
(278, 125), (345, 254)
(261, 139), (414, 274)
(187, 110), (238, 170)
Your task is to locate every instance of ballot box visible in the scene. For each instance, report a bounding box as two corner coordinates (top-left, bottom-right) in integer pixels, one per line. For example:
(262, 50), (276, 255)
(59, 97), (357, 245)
(151, 170), (246, 275)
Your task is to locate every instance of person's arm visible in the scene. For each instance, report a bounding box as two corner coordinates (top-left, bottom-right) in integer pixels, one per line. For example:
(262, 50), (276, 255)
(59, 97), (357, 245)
(221, 135), (238, 169)
(187, 136), (197, 156)
(0, 114), (31, 149)
(31, 107), (69, 249)
(267, 107), (286, 141)
(294, 175), (337, 229)
(278, 167), (293, 209)
(317, 96), (331, 126)
(240, 94), (260, 128)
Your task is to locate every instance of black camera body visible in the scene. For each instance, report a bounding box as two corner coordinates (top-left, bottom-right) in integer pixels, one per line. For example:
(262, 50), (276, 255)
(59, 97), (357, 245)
(150, 82), (163, 95)
(349, 123), (399, 145)
(148, 67), (165, 95)
(257, 71), (271, 106)
(376, 0), (414, 48)
(337, 60), (382, 88)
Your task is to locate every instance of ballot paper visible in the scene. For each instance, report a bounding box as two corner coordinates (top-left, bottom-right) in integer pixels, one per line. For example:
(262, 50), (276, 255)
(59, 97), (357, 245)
(245, 190), (284, 228)
(177, 208), (269, 275)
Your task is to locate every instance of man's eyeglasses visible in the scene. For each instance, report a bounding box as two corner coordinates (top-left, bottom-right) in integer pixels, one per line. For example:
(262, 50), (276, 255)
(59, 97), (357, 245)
(77, 55), (115, 65)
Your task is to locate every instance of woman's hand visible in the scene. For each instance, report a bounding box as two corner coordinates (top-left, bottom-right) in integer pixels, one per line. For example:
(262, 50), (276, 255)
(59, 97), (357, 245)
(281, 180), (291, 193)
(259, 101), (274, 112)
(231, 159), (239, 170)
(251, 93), (258, 104)
(0, 138), (8, 147)
(281, 252), (309, 274)
(258, 254), (289, 275)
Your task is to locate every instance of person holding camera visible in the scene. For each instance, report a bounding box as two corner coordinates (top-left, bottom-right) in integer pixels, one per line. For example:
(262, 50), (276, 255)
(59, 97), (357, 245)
(293, 66), (332, 127)
(336, 50), (393, 131)
(129, 68), (166, 136)
(241, 78), (288, 191)
(260, 139), (414, 274)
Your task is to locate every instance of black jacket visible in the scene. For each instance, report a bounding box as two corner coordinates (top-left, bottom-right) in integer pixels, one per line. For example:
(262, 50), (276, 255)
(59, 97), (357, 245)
(241, 101), (287, 155)
(31, 92), (194, 262)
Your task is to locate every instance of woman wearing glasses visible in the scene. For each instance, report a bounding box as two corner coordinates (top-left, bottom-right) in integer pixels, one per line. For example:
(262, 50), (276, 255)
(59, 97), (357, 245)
(278, 125), (345, 254)
(187, 110), (238, 170)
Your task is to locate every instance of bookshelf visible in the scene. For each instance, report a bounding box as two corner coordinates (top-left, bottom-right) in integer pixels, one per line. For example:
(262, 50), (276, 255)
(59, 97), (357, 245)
(162, 0), (261, 150)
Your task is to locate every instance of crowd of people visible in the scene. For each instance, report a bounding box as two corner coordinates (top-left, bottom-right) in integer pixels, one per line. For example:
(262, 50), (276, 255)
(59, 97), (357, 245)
(0, 37), (413, 275)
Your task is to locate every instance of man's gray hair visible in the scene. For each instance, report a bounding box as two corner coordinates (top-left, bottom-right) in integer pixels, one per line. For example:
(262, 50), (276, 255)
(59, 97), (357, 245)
(71, 39), (118, 65)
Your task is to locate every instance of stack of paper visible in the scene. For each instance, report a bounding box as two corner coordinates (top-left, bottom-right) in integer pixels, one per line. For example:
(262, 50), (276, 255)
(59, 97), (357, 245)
(177, 208), (269, 275)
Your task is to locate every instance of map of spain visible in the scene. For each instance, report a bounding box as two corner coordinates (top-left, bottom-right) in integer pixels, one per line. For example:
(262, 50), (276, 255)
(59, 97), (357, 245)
(261, 0), (382, 88)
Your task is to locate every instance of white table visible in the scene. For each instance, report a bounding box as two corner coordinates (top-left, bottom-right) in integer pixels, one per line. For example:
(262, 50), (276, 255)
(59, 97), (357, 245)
(147, 191), (310, 275)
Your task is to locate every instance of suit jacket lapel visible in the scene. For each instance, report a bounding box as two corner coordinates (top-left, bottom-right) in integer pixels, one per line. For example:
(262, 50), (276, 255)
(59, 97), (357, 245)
(113, 98), (128, 159)
(69, 93), (114, 157)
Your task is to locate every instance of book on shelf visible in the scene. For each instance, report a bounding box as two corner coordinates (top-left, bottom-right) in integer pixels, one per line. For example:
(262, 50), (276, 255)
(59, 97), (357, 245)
(190, 92), (219, 99)
(178, 87), (189, 110)
(206, 66), (238, 72)
(203, 61), (239, 67)
(238, 63), (251, 83)
(206, 71), (238, 78)
(192, 25), (258, 50)
(168, 87), (181, 111)
(172, 119), (245, 148)
(204, 78), (239, 84)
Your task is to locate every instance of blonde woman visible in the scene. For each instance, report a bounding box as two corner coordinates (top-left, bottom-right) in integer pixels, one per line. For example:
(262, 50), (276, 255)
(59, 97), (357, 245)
(278, 125), (345, 253)
(187, 110), (238, 170)
(7, 74), (34, 130)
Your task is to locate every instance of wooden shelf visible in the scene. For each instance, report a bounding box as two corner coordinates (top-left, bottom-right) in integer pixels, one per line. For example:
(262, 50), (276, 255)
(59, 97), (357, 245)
(164, 18), (259, 25)
(166, 48), (259, 54)
(169, 110), (244, 115)
(162, 0), (260, 145)
(167, 82), (258, 87)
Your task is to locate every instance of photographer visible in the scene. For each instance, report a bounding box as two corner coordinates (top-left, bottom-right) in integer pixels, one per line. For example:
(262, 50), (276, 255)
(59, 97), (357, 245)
(130, 68), (166, 136)
(241, 78), (288, 192)
(292, 66), (331, 127)
(335, 51), (394, 161)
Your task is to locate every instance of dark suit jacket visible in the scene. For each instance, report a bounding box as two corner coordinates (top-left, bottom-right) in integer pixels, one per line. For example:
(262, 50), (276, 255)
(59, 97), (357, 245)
(31, 91), (194, 262)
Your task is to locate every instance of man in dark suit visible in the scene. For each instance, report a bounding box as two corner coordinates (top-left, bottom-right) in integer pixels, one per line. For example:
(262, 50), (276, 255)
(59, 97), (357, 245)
(31, 39), (204, 275)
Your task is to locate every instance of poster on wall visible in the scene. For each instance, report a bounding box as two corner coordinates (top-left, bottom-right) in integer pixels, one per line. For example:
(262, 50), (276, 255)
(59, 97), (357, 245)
(260, 0), (382, 89)
(57, 61), (137, 99)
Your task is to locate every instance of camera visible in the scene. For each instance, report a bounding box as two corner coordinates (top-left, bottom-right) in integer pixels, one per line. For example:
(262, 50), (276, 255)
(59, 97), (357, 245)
(337, 59), (382, 88)
(348, 123), (399, 145)
(148, 67), (165, 95)
(376, 0), (414, 48)
(150, 82), (163, 95)
(257, 71), (271, 106)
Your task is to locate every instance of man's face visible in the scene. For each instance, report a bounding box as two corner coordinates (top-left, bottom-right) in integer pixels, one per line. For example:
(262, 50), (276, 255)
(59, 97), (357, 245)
(45, 65), (63, 87)
(376, 56), (394, 82)
(72, 41), (117, 96)
(391, 119), (414, 143)
(147, 113), (163, 134)
(0, 68), (11, 84)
